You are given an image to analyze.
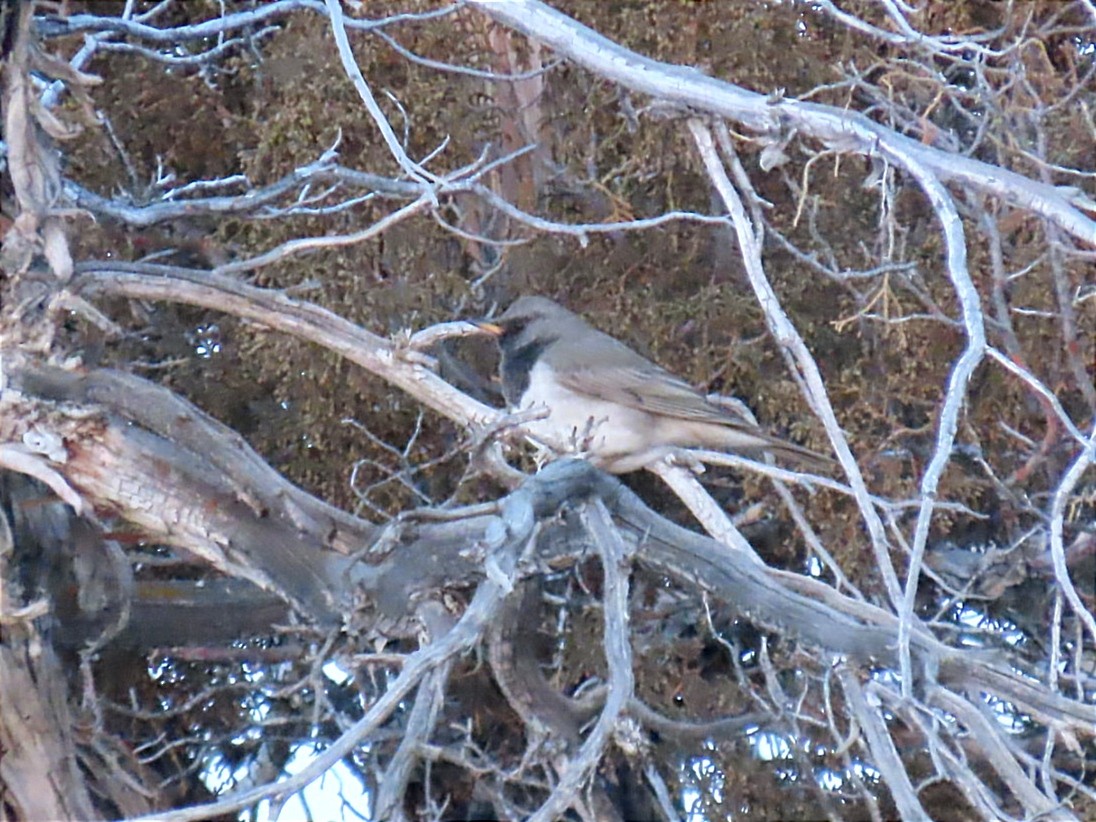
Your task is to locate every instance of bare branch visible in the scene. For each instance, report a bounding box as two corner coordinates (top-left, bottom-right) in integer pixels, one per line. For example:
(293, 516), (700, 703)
(688, 119), (902, 607)
(469, 0), (1096, 246)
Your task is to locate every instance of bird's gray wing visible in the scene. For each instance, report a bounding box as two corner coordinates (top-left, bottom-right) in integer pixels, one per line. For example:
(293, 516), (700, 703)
(557, 351), (834, 469)
(557, 359), (758, 428)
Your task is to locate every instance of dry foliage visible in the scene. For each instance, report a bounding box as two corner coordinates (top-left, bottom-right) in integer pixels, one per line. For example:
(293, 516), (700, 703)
(1, 1), (1094, 820)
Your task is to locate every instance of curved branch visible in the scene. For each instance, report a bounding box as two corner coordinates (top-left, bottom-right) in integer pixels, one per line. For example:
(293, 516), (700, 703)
(468, 0), (1096, 246)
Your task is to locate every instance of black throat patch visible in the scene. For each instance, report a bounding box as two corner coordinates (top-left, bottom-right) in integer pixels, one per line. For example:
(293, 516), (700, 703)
(500, 335), (557, 406)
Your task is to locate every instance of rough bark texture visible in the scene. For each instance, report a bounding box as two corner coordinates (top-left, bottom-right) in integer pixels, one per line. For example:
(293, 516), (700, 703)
(2, 1), (1093, 819)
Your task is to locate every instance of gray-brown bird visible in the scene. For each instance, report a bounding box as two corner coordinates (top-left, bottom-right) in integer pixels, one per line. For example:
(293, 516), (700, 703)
(477, 296), (830, 473)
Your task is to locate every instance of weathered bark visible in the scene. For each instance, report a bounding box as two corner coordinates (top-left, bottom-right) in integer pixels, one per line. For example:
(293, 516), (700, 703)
(0, 625), (104, 821)
(1, 475), (158, 820)
(3, 359), (369, 624)
(2, 0), (1093, 818)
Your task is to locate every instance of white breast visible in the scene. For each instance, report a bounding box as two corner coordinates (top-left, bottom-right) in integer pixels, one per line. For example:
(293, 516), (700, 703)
(515, 361), (657, 467)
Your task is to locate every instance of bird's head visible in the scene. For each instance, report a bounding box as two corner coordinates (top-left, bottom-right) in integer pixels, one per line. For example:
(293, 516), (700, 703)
(474, 296), (584, 352)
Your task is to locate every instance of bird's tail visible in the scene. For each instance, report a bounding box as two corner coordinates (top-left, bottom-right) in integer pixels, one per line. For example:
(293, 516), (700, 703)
(762, 437), (835, 473)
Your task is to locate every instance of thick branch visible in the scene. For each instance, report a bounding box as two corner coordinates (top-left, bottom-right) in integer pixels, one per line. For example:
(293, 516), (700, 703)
(3, 359), (367, 623)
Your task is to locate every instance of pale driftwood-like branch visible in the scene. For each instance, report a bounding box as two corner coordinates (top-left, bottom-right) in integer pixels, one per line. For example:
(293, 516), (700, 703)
(72, 262), (501, 434)
(40, 2), (455, 43)
(373, 662), (452, 821)
(2, 359), (365, 623)
(681, 122), (1056, 813)
(60, 265), (1096, 740)
(324, 0), (437, 188)
(468, 0), (1096, 246)
(139, 582), (509, 822)
(813, 0), (1006, 57)
(527, 500), (635, 822)
(688, 120), (902, 604)
(838, 667), (926, 821)
(927, 688), (1070, 820)
(92, 26), (281, 66)
(692, 448), (984, 518)
(878, 125), (987, 699)
(1049, 422), (1096, 648)
(985, 347), (1089, 446)
(214, 192), (435, 277)
(2, 358), (523, 633)
(0, 620), (104, 820)
(63, 162), (422, 227)
(0, 444), (84, 512)
(127, 452), (545, 822)
(648, 458), (762, 564)
(2, 0), (87, 284)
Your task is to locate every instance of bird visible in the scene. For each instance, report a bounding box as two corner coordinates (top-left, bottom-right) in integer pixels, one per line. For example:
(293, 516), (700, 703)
(475, 295), (831, 474)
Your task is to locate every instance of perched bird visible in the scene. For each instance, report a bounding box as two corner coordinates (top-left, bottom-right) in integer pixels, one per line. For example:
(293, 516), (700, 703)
(476, 296), (830, 473)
